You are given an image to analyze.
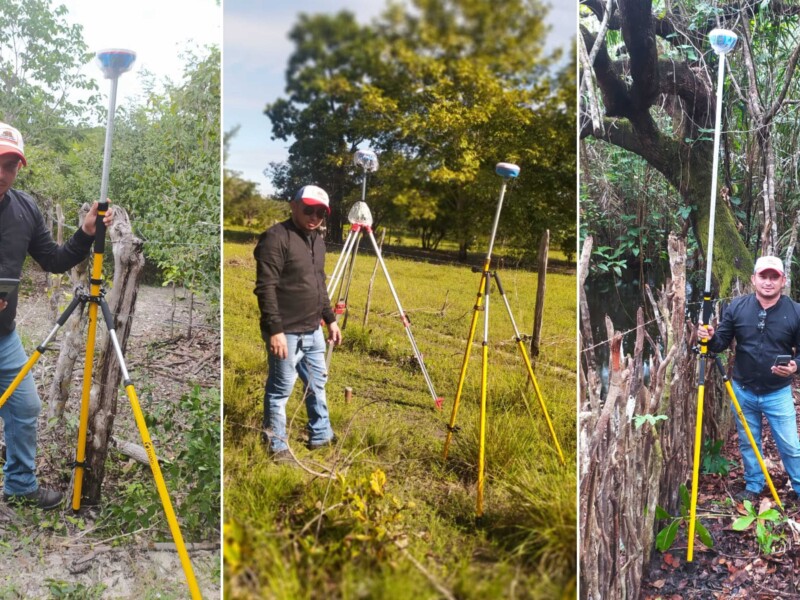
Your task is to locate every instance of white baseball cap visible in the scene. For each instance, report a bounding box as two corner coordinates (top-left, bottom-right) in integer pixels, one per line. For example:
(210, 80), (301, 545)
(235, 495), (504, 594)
(753, 256), (784, 275)
(0, 123), (26, 166)
(293, 185), (330, 214)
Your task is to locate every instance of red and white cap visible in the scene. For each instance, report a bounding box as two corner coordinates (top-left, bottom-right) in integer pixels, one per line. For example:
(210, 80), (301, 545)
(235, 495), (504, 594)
(294, 185), (330, 214)
(0, 123), (25, 166)
(754, 255), (784, 275)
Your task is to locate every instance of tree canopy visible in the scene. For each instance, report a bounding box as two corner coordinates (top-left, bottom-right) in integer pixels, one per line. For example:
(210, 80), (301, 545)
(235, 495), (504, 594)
(261, 0), (575, 260)
(580, 0), (800, 296)
(6, 0), (220, 306)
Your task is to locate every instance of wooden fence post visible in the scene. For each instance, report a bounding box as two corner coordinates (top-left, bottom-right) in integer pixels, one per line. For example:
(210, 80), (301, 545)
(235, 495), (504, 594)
(530, 229), (549, 366)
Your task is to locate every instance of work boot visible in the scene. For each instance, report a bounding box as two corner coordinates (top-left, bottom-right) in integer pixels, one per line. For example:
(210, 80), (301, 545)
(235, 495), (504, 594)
(271, 449), (297, 467)
(307, 435), (337, 450)
(4, 487), (64, 510)
(734, 488), (760, 504)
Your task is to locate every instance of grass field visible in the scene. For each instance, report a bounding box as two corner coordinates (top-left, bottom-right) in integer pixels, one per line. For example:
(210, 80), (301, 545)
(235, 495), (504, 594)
(223, 231), (577, 599)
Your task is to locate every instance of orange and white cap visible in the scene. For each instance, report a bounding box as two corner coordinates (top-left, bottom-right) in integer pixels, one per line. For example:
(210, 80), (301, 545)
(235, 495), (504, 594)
(0, 123), (25, 166)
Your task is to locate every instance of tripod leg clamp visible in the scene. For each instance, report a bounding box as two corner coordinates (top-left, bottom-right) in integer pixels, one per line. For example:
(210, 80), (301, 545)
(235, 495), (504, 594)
(445, 424), (461, 433)
(69, 461), (91, 470)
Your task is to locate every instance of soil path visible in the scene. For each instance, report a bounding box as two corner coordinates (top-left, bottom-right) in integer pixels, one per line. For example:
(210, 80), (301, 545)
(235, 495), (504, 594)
(0, 279), (220, 599)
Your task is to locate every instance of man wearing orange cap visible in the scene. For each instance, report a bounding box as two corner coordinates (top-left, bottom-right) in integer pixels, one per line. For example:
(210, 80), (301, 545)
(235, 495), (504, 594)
(254, 184), (342, 463)
(698, 256), (800, 506)
(0, 122), (112, 509)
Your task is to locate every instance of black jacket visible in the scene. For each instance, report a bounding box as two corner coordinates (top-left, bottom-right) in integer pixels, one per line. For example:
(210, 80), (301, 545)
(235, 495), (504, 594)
(708, 294), (800, 393)
(0, 188), (94, 337)
(254, 219), (335, 338)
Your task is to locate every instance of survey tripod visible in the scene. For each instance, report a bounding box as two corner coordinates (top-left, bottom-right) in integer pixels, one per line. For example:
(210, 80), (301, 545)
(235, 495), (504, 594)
(441, 162), (565, 518)
(326, 149), (444, 409)
(0, 50), (201, 598)
(688, 29), (782, 563)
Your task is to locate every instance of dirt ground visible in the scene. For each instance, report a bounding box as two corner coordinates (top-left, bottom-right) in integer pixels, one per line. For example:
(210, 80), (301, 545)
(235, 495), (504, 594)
(640, 384), (800, 599)
(0, 276), (220, 599)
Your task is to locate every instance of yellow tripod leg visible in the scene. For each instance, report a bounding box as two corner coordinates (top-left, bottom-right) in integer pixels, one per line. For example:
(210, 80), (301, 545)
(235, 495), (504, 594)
(0, 352), (42, 410)
(722, 377), (782, 508)
(443, 266), (488, 460)
(72, 252), (104, 511)
(126, 382), (202, 599)
(476, 340), (489, 517)
(688, 378), (705, 562)
(517, 340), (565, 465)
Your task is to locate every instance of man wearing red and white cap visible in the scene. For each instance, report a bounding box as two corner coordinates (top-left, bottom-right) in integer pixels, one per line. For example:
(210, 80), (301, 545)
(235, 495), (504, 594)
(698, 256), (800, 506)
(254, 184), (342, 463)
(0, 122), (113, 510)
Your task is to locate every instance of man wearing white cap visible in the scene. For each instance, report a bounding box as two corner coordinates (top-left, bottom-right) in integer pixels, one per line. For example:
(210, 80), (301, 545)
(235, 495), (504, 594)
(698, 256), (800, 505)
(0, 122), (112, 509)
(254, 184), (342, 462)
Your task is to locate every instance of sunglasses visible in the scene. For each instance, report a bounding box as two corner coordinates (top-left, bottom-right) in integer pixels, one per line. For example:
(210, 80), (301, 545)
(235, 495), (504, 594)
(758, 308), (767, 333)
(302, 205), (327, 219)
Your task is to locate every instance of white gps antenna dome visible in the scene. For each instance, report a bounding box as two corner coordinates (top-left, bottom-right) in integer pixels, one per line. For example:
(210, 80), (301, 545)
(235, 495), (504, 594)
(354, 149), (379, 172)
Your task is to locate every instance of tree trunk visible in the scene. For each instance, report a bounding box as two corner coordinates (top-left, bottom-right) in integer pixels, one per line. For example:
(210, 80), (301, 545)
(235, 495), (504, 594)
(48, 205), (91, 421)
(81, 206), (145, 504)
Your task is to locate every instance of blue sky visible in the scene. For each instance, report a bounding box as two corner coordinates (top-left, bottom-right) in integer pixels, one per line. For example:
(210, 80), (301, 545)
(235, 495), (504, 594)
(224, 1), (575, 195)
(61, 0), (220, 115)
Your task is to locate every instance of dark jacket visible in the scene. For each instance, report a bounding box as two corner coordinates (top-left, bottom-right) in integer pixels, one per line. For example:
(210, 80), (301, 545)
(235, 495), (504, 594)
(254, 219), (335, 338)
(707, 294), (800, 393)
(0, 188), (94, 336)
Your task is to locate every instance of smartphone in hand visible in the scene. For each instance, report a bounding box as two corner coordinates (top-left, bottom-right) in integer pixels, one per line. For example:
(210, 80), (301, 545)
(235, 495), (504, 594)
(774, 354), (792, 367)
(0, 278), (19, 299)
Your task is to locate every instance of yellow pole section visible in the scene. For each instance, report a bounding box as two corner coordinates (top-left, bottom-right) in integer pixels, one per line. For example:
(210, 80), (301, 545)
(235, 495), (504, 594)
(517, 340), (565, 465)
(0, 351), (41, 410)
(443, 268), (487, 460)
(724, 380), (782, 508)
(72, 252), (104, 511)
(126, 383), (202, 599)
(687, 382), (705, 562)
(476, 342), (489, 517)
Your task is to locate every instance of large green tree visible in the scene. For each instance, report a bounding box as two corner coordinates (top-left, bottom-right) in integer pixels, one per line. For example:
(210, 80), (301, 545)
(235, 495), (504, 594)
(265, 11), (380, 242)
(265, 0), (573, 258)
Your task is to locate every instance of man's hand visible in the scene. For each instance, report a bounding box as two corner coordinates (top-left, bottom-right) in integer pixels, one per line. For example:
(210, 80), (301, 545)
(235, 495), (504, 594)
(0, 299), (6, 312)
(697, 324), (715, 340)
(81, 200), (115, 237)
(327, 321), (342, 347)
(269, 332), (288, 359)
(772, 360), (798, 378)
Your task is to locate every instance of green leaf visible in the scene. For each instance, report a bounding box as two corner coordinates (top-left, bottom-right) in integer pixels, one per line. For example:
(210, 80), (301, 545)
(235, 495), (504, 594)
(696, 521), (714, 548)
(656, 519), (680, 552)
(655, 506), (671, 520)
(758, 509), (781, 522)
(732, 515), (756, 531)
(679, 484), (690, 512)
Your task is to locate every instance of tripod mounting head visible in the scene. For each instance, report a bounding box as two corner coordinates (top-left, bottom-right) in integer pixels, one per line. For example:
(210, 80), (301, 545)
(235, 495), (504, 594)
(495, 162), (520, 179)
(347, 201), (373, 227)
(709, 29), (737, 55)
(354, 149), (379, 173)
(96, 49), (136, 79)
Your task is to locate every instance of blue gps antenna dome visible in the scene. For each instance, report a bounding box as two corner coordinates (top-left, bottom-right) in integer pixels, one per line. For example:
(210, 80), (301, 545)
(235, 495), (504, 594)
(96, 49), (136, 79)
(495, 162), (520, 178)
(709, 29), (737, 55)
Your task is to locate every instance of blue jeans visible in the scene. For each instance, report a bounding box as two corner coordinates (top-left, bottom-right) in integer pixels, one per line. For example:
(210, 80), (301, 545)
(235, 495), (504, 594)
(731, 380), (800, 494)
(0, 331), (42, 495)
(263, 328), (334, 452)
